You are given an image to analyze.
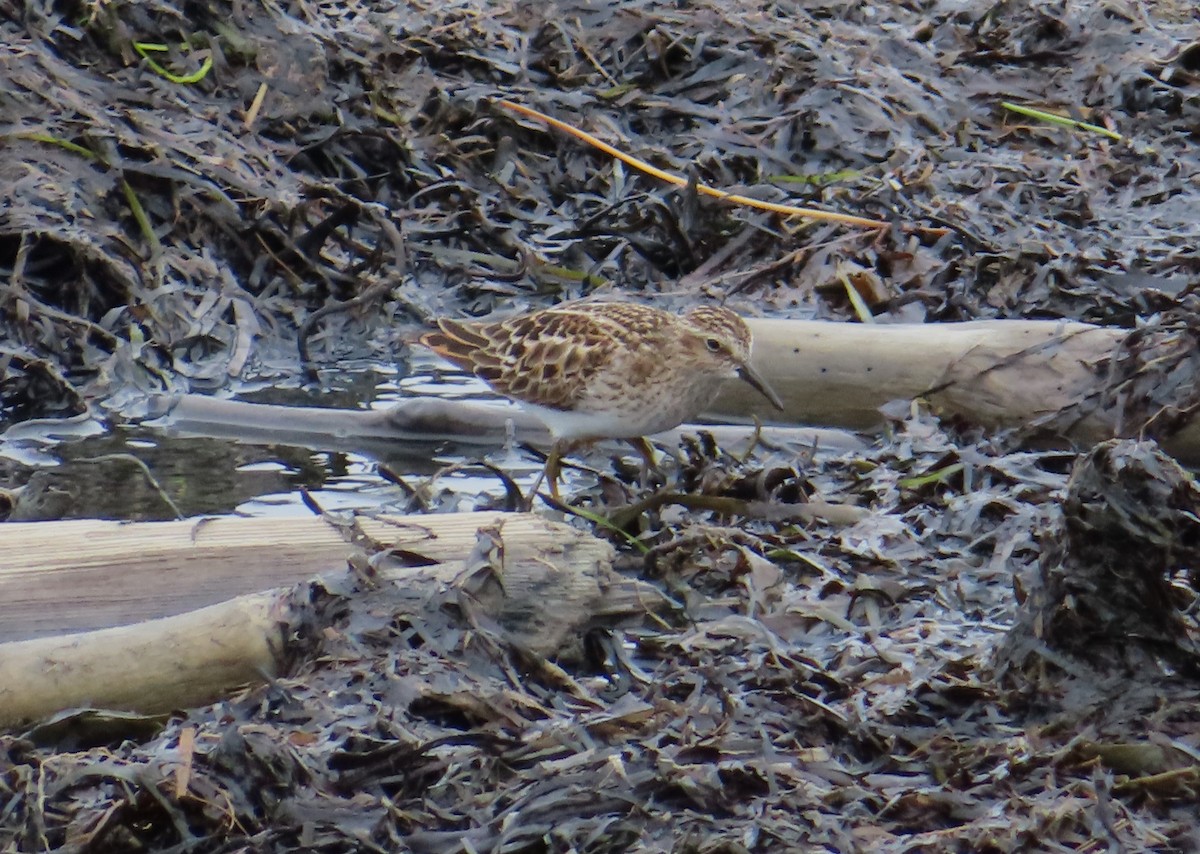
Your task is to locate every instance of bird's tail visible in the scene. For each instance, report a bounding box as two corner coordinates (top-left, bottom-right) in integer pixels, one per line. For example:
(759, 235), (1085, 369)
(416, 318), (491, 371)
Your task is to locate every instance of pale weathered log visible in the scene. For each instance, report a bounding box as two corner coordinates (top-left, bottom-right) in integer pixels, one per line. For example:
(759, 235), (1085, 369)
(161, 393), (864, 455)
(0, 591), (291, 729)
(0, 512), (642, 727)
(165, 319), (1141, 456)
(0, 512), (613, 641)
(709, 318), (1200, 464)
(713, 318), (1120, 432)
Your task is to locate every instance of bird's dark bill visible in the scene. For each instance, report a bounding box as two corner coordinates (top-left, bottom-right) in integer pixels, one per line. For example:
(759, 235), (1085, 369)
(738, 363), (785, 411)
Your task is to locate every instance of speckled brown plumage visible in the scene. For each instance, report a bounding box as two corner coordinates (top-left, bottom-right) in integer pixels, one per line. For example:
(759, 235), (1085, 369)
(421, 308), (616, 410)
(418, 302), (762, 417)
(417, 301), (782, 498)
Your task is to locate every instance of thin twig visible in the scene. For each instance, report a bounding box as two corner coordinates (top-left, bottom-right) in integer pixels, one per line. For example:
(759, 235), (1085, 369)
(498, 99), (948, 238)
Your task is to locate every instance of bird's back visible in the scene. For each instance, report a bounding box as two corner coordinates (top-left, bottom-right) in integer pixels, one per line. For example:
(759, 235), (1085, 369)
(418, 304), (662, 411)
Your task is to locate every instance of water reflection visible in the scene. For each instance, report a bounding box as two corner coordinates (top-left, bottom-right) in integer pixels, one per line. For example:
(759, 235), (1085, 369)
(0, 361), (541, 521)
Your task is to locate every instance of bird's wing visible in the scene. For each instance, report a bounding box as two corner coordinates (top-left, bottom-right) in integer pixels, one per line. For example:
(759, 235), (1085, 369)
(418, 310), (624, 410)
(417, 318), (490, 372)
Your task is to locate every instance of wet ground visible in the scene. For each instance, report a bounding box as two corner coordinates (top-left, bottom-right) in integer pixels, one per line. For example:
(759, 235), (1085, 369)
(4, 0), (1200, 850)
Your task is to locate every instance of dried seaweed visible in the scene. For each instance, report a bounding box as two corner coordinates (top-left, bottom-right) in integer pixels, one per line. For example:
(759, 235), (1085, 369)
(5, 0), (1200, 850)
(5, 0), (1199, 412)
(998, 439), (1200, 678)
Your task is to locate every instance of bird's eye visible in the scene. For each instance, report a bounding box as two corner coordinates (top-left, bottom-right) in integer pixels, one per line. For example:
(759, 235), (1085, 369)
(705, 338), (722, 352)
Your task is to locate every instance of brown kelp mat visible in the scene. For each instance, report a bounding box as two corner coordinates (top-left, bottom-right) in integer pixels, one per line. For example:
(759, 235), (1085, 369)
(3, 0), (1200, 849)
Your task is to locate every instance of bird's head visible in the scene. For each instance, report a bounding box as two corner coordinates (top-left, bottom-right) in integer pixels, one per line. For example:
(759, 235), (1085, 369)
(683, 306), (784, 411)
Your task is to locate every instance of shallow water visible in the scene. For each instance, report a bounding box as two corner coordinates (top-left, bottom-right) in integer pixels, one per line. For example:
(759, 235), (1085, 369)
(0, 358), (562, 522)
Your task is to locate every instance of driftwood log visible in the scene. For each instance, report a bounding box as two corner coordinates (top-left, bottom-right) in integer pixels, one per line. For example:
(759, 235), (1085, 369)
(154, 318), (1200, 463)
(724, 318), (1116, 432)
(0, 512), (663, 729)
(156, 392), (864, 459)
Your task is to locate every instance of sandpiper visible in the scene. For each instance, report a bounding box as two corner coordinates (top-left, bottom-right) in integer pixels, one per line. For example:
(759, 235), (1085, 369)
(418, 302), (784, 499)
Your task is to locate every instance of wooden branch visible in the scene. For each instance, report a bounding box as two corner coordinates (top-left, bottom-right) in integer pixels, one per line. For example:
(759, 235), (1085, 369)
(712, 318), (1119, 433)
(158, 317), (1196, 463)
(162, 393), (864, 456)
(0, 512), (617, 641)
(0, 513), (664, 728)
(715, 318), (1200, 462)
(0, 590), (290, 729)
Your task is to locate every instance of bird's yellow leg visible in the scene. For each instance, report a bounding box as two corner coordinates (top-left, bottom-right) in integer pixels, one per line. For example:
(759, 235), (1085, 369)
(627, 437), (659, 488)
(544, 440), (564, 501)
(541, 439), (593, 501)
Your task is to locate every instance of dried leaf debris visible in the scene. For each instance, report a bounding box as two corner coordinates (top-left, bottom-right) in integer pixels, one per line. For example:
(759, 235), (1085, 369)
(3, 0), (1200, 850)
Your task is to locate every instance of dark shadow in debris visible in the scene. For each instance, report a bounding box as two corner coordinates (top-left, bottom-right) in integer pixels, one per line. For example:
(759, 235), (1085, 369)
(996, 438), (1200, 688)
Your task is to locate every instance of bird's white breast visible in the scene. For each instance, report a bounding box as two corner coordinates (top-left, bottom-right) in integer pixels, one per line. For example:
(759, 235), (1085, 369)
(518, 372), (729, 441)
